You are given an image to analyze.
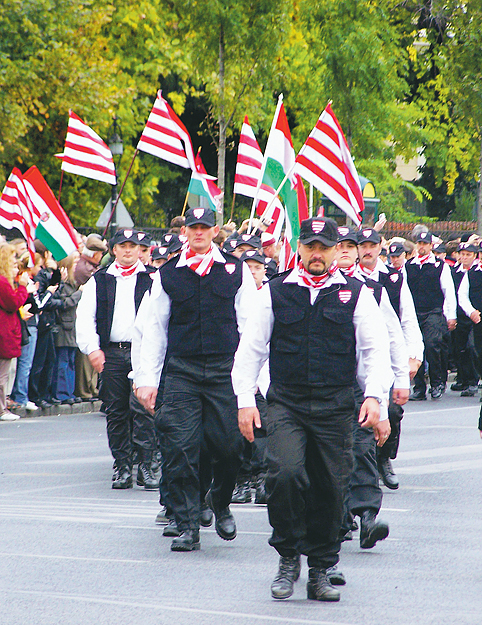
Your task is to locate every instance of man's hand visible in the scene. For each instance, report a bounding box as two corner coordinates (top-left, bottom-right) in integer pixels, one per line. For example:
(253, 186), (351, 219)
(136, 386), (158, 414)
(374, 419), (391, 447)
(470, 310), (481, 324)
(408, 358), (422, 380)
(447, 319), (457, 331)
(358, 397), (380, 429)
(88, 349), (105, 373)
(238, 407), (261, 443)
(392, 388), (409, 406)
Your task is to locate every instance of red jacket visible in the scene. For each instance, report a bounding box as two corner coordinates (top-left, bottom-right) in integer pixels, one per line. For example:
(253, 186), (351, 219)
(0, 276), (28, 359)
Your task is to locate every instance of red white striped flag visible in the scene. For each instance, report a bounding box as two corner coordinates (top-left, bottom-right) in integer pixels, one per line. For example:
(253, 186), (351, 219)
(137, 91), (196, 170)
(233, 115), (284, 241)
(61, 111), (117, 185)
(0, 168), (39, 262)
(294, 103), (364, 225)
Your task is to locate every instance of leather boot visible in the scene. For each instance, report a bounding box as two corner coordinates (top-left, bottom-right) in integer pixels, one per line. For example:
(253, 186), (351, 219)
(254, 474), (267, 504)
(270, 555), (301, 599)
(199, 502), (213, 527)
(171, 530), (200, 552)
(163, 518), (180, 537)
(377, 457), (399, 490)
(112, 464), (133, 489)
(359, 510), (389, 549)
(137, 462), (159, 490)
(231, 480), (251, 504)
(326, 565), (346, 586)
(205, 490), (237, 540)
(307, 568), (340, 602)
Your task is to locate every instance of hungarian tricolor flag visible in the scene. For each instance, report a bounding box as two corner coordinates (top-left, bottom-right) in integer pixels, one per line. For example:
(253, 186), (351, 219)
(187, 154), (224, 214)
(258, 95), (308, 268)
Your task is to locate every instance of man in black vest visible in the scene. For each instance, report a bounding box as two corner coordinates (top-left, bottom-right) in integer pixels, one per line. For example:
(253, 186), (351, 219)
(76, 229), (157, 490)
(405, 231), (457, 401)
(232, 217), (391, 602)
(135, 207), (256, 553)
(357, 228), (423, 490)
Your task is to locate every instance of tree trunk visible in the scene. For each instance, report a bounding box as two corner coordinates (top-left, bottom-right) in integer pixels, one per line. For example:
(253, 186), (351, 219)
(217, 23), (226, 225)
(478, 137), (482, 235)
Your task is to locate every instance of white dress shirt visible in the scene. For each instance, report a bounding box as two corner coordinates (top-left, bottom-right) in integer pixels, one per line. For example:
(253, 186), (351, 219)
(75, 261), (146, 355)
(231, 268), (392, 420)
(134, 248), (257, 389)
(458, 264), (482, 317)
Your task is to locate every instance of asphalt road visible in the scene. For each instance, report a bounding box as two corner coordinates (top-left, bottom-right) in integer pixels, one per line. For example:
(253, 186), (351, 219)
(1, 388), (482, 625)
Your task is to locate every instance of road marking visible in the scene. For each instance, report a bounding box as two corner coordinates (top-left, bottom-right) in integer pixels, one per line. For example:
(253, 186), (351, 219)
(21, 455), (113, 465)
(397, 444), (482, 461)
(397, 457), (482, 474)
(405, 405), (477, 416)
(4, 589), (357, 625)
(0, 480), (107, 497)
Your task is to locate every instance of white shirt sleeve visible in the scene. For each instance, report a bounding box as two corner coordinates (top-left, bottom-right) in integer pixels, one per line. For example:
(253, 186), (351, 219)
(380, 289), (410, 389)
(234, 263), (258, 335)
(232, 284), (273, 408)
(75, 275), (100, 355)
(135, 272), (171, 389)
(458, 272), (475, 317)
(131, 290), (151, 380)
(441, 263), (457, 320)
(399, 279), (424, 361)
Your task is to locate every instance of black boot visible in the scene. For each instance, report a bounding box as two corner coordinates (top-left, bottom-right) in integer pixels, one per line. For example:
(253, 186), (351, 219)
(359, 510), (389, 549)
(270, 555), (301, 599)
(199, 502), (213, 527)
(112, 464), (133, 489)
(377, 457), (399, 490)
(254, 474), (267, 504)
(205, 490), (237, 540)
(137, 462), (159, 490)
(163, 518), (180, 537)
(326, 565), (346, 586)
(171, 530), (200, 552)
(231, 480), (251, 504)
(307, 568), (340, 602)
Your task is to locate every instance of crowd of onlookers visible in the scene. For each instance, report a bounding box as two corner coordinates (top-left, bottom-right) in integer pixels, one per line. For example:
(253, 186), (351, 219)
(2, 215), (482, 423)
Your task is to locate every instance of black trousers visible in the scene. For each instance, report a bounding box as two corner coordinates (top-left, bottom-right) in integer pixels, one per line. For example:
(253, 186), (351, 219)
(159, 355), (243, 532)
(99, 345), (155, 465)
(452, 317), (477, 387)
(265, 384), (353, 570)
(377, 390), (404, 462)
(29, 329), (56, 402)
(237, 391), (268, 481)
(413, 310), (448, 392)
(343, 385), (382, 530)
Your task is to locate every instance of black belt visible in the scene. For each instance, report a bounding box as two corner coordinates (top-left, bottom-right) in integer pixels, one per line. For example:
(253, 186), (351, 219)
(108, 341), (131, 349)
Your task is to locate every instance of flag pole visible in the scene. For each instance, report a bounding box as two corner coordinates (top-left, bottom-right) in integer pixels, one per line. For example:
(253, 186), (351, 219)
(256, 162), (296, 227)
(181, 146), (202, 217)
(230, 193), (236, 222)
(102, 148), (139, 237)
(57, 170), (64, 203)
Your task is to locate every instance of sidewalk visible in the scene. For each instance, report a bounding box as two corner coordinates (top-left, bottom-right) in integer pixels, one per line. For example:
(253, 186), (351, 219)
(8, 400), (104, 419)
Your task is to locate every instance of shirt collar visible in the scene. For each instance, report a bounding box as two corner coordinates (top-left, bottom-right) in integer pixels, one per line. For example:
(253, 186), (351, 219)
(176, 244), (225, 268)
(284, 266), (348, 289)
(107, 260), (145, 278)
(413, 252), (436, 266)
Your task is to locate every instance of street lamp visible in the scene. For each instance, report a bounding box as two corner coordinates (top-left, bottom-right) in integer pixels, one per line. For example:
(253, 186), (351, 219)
(108, 116), (123, 238)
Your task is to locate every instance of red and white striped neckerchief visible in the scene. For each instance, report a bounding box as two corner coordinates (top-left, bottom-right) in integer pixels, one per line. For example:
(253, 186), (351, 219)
(185, 244), (215, 276)
(341, 263), (357, 277)
(417, 253), (430, 265)
(114, 259), (140, 277)
(358, 263), (376, 278)
(298, 260), (337, 289)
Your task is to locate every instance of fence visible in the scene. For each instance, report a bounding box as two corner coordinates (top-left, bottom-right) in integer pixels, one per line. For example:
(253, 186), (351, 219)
(382, 221), (478, 241)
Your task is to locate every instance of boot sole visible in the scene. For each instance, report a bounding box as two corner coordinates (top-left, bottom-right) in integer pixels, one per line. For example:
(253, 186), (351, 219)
(112, 480), (133, 489)
(137, 480), (159, 491)
(215, 522), (236, 541)
(271, 587), (294, 600)
(307, 586), (340, 601)
(171, 542), (201, 552)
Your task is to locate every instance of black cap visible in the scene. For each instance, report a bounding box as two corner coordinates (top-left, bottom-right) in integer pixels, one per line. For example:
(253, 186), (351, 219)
(337, 226), (358, 244)
(151, 246), (169, 261)
(185, 207), (216, 227)
(110, 228), (141, 247)
(415, 230), (433, 243)
(357, 227), (381, 245)
(137, 231), (152, 247)
(240, 249), (266, 265)
(388, 242), (405, 257)
(457, 242), (478, 253)
(299, 217), (338, 247)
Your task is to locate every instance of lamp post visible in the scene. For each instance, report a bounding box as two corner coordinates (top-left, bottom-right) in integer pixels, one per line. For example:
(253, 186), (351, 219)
(108, 116), (123, 239)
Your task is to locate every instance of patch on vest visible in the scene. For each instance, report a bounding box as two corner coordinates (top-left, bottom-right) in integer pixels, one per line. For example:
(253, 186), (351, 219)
(435, 261), (440, 268)
(312, 220), (325, 233)
(339, 289), (352, 303)
(389, 273), (399, 282)
(225, 263), (236, 274)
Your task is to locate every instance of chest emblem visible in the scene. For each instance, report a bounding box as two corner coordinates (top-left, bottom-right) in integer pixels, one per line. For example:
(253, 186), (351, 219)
(390, 273), (399, 282)
(339, 290), (352, 303)
(435, 261), (440, 268)
(225, 263), (235, 274)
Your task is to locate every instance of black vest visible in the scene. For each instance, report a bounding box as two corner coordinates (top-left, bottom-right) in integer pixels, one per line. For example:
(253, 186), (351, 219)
(269, 275), (363, 387)
(364, 277), (383, 306)
(93, 269), (153, 349)
(467, 266), (482, 312)
(378, 267), (402, 319)
(160, 254), (243, 357)
(405, 258), (445, 314)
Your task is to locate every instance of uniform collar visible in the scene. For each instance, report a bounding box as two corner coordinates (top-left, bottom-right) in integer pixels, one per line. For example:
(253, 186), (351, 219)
(176, 244), (225, 268)
(284, 266), (348, 289)
(412, 252), (436, 266)
(107, 260), (146, 278)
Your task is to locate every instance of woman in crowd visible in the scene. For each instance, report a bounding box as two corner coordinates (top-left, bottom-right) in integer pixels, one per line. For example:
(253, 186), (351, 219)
(0, 243), (30, 421)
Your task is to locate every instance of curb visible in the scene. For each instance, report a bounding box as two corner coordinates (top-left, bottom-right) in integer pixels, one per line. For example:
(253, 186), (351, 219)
(9, 400), (104, 419)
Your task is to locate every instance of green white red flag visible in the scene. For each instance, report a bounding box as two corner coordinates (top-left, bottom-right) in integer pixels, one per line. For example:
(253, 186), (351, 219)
(187, 154), (224, 214)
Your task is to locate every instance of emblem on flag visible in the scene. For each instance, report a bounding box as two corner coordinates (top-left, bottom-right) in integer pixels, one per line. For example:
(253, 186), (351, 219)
(312, 220), (325, 233)
(362, 229), (371, 238)
(338, 226), (349, 236)
(225, 263), (235, 274)
(390, 273), (399, 282)
(193, 208), (204, 219)
(40, 212), (50, 223)
(339, 290), (352, 303)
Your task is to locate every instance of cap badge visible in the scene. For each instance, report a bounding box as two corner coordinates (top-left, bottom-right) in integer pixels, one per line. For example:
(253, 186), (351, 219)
(165, 234), (172, 242)
(193, 208), (204, 219)
(362, 229), (371, 238)
(338, 226), (349, 235)
(124, 230), (132, 238)
(246, 250), (256, 257)
(339, 290), (352, 303)
(230, 240), (237, 248)
(312, 220), (325, 233)
(160, 247), (167, 254)
(390, 273), (399, 282)
(390, 245), (396, 253)
(225, 263), (235, 274)
(242, 234), (251, 241)
(138, 232), (146, 241)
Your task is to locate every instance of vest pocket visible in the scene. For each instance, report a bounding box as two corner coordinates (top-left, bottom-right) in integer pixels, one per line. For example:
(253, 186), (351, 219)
(273, 308), (305, 352)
